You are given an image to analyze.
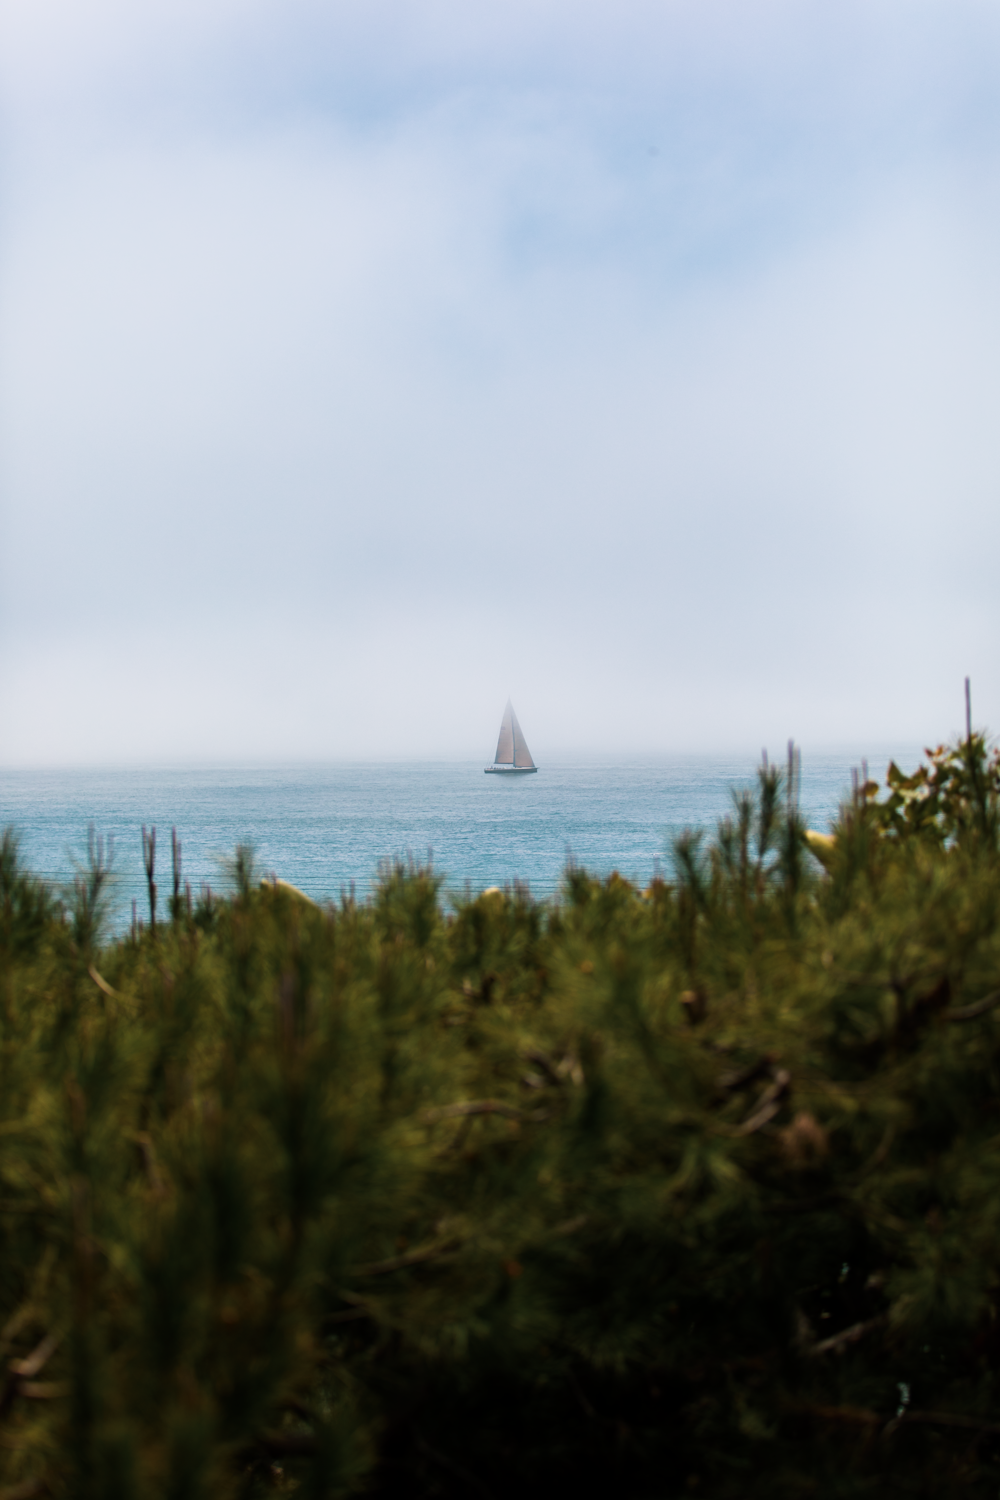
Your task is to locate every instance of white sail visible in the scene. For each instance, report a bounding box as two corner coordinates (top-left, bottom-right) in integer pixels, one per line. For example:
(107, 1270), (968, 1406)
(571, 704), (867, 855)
(511, 706), (535, 769)
(494, 701), (515, 764)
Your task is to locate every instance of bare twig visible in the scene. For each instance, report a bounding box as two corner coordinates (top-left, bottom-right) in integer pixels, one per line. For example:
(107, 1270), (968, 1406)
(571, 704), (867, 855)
(736, 1070), (791, 1135)
(521, 1048), (563, 1085)
(552, 1214), (589, 1236)
(0, 1308), (36, 1366)
(946, 990), (1000, 1022)
(413, 1426), (494, 1499)
(857, 1121), (897, 1178)
(803, 1315), (887, 1359)
(352, 1238), (461, 1277)
(131, 1132), (166, 1196)
(787, 1401), (882, 1427)
(717, 1055), (775, 1094)
(0, 1330), (63, 1420)
(87, 965), (122, 1000)
(889, 1407), (1000, 1438)
(765, 1191), (844, 1215)
(10, 1329), (62, 1380)
(567, 1369), (598, 1421)
(324, 1306), (373, 1325)
(422, 1100), (550, 1124)
(251, 1432), (319, 1458)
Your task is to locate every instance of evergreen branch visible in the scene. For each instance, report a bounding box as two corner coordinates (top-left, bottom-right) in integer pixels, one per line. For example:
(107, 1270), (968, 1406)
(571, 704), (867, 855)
(945, 989), (1000, 1022)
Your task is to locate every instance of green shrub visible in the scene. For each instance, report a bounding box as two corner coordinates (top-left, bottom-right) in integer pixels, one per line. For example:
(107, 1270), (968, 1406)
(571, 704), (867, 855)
(3, 736), (1000, 1496)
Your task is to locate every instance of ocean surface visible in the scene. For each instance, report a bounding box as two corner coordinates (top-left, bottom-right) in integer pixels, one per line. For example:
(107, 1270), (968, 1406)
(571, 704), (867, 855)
(1, 750), (921, 931)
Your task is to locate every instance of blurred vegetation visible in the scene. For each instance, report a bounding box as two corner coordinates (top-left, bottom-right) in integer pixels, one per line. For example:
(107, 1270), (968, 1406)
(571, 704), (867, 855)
(4, 732), (1000, 1497)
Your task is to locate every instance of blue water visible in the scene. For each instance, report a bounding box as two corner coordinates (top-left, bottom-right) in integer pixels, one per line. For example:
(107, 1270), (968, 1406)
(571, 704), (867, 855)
(0, 750), (920, 929)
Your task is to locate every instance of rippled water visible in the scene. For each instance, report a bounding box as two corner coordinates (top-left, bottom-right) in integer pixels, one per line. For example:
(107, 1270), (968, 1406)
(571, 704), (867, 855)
(1, 748), (921, 928)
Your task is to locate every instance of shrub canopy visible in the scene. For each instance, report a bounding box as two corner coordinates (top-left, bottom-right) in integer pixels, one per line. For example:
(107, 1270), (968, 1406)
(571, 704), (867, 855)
(3, 737), (1000, 1497)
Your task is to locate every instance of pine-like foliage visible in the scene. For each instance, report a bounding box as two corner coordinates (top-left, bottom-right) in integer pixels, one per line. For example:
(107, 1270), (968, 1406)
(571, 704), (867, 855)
(3, 736), (1000, 1497)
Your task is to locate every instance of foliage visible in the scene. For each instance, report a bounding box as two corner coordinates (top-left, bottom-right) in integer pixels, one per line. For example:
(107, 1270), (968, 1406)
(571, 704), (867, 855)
(4, 735), (1000, 1496)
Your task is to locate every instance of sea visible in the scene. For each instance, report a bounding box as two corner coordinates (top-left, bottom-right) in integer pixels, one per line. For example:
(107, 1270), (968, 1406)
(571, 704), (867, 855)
(0, 749), (921, 933)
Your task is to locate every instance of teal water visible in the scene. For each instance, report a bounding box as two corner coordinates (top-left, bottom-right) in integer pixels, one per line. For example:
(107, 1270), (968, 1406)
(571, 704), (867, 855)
(0, 750), (920, 929)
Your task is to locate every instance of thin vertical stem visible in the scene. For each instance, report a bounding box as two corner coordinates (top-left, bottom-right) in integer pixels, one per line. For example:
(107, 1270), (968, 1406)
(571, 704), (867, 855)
(142, 826), (157, 934)
(171, 828), (181, 919)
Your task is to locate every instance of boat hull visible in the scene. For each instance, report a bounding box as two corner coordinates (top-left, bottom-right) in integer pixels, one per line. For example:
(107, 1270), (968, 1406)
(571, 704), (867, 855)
(484, 765), (538, 775)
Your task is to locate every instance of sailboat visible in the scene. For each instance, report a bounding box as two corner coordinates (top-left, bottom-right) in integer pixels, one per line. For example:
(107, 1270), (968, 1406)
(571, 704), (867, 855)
(485, 699), (538, 775)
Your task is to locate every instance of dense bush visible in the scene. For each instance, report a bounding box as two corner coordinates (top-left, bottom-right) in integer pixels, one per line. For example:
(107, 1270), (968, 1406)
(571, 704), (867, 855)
(3, 735), (1000, 1497)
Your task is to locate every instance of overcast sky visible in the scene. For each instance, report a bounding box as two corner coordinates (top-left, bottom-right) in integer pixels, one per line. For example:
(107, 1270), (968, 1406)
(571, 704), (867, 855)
(1, 0), (999, 763)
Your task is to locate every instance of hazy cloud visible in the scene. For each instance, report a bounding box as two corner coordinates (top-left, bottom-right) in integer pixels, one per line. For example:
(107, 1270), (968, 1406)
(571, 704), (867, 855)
(2, 0), (999, 761)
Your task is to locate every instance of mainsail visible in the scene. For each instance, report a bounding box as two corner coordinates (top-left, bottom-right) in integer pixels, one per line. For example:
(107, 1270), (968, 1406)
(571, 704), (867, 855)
(488, 699), (537, 772)
(511, 706), (535, 769)
(494, 702), (515, 765)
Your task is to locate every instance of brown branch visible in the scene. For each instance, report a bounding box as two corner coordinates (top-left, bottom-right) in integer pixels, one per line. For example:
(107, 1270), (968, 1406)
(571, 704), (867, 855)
(716, 1055), (775, 1094)
(946, 989), (1000, 1022)
(521, 1049), (563, 1086)
(857, 1121), (897, 1178)
(352, 1238), (461, 1277)
(765, 1191), (844, 1215)
(252, 1432), (319, 1458)
(803, 1314), (887, 1358)
(890, 1408), (1000, 1437)
(567, 1369), (599, 1421)
(413, 1426), (494, 1500)
(0, 1330), (63, 1420)
(324, 1306), (373, 1325)
(131, 1132), (166, 1196)
(10, 1329), (62, 1380)
(87, 965), (122, 1000)
(0, 1479), (48, 1500)
(736, 1070), (791, 1135)
(788, 1401), (882, 1427)
(552, 1214), (589, 1236)
(422, 1100), (550, 1124)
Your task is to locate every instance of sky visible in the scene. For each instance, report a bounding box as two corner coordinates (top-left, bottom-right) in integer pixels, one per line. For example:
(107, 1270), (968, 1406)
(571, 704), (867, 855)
(1, 0), (999, 763)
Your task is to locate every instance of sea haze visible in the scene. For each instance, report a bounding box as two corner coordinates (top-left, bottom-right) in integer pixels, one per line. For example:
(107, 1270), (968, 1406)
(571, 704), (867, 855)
(1, 750), (921, 930)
